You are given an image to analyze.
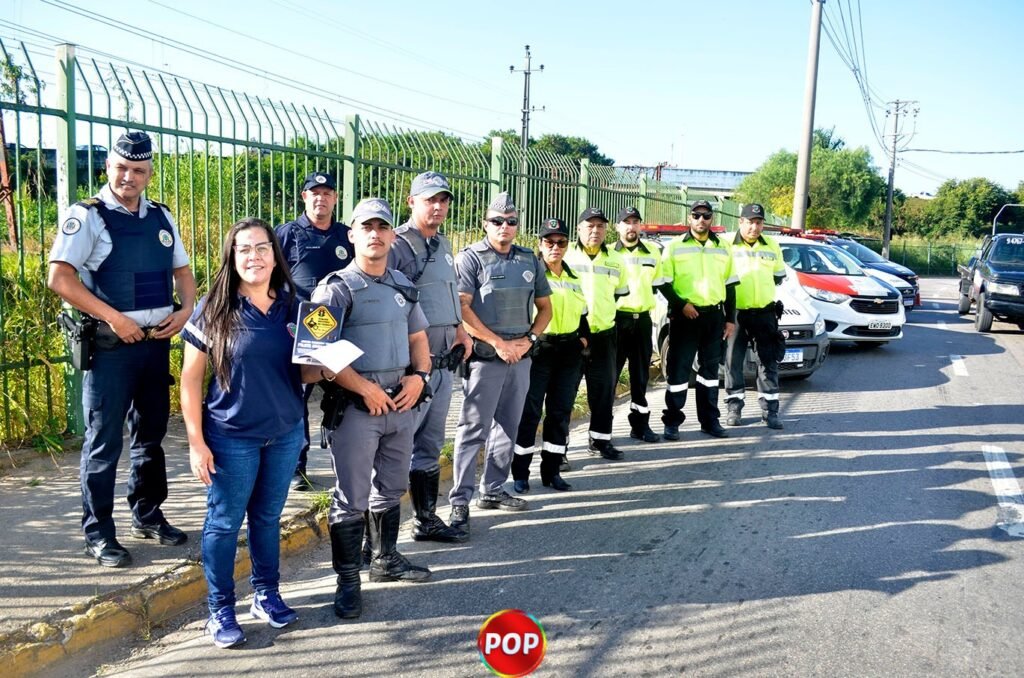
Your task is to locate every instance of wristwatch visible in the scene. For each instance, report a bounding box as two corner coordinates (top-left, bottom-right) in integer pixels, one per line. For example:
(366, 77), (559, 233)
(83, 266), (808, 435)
(413, 370), (430, 385)
(527, 332), (538, 344)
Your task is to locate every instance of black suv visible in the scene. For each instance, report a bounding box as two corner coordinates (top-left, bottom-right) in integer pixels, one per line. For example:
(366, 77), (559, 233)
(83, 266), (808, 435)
(957, 233), (1024, 332)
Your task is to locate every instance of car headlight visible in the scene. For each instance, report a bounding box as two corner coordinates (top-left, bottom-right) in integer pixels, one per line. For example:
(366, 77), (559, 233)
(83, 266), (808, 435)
(989, 281), (1021, 296)
(802, 285), (851, 304)
(814, 317), (826, 336)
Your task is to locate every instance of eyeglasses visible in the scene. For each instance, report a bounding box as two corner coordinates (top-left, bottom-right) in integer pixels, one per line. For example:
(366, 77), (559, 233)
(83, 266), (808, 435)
(542, 238), (569, 248)
(690, 212), (713, 221)
(486, 216), (519, 227)
(234, 242), (274, 257)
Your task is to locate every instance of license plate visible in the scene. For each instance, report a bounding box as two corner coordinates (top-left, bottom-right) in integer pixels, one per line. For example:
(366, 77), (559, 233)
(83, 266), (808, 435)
(782, 348), (803, 363)
(868, 320), (892, 330)
(903, 298), (913, 307)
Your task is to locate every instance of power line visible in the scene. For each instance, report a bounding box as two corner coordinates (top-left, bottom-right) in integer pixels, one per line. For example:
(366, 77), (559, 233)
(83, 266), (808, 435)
(37, 0), (488, 140)
(904, 148), (1024, 155)
(144, 0), (508, 116)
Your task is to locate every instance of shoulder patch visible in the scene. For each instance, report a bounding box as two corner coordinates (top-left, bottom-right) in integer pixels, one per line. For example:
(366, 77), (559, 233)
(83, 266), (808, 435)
(61, 217), (83, 235)
(75, 197), (101, 208)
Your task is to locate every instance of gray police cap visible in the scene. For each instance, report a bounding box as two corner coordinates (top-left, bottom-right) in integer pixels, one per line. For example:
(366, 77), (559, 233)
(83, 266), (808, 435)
(350, 198), (394, 227)
(410, 171), (453, 198)
(487, 191), (517, 214)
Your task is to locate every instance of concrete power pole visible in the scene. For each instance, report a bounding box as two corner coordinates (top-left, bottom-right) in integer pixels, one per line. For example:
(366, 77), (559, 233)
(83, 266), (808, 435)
(882, 99), (919, 258)
(510, 46), (543, 217)
(791, 0), (825, 231)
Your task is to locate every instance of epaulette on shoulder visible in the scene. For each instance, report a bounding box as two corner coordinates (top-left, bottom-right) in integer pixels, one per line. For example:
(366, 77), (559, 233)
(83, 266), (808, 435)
(512, 243), (535, 255)
(468, 241), (490, 253)
(148, 199), (172, 212)
(75, 197), (101, 208)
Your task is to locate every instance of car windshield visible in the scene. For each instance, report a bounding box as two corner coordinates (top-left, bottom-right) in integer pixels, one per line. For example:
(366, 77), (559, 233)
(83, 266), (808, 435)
(990, 236), (1024, 264)
(782, 243), (864, 275)
(835, 239), (886, 263)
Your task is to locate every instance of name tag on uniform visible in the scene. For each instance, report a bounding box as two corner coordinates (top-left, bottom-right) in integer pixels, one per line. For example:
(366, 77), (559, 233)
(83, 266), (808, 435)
(293, 301), (345, 365)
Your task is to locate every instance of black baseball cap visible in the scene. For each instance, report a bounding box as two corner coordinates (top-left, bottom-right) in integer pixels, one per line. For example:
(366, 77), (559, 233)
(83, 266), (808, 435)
(740, 203), (766, 220)
(538, 218), (569, 239)
(690, 200), (713, 213)
(578, 207), (608, 223)
(302, 172), (337, 192)
(616, 206), (642, 222)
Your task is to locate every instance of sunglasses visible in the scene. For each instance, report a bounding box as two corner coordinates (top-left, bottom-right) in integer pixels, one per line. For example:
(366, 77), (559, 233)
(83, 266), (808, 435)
(486, 216), (519, 227)
(690, 212), (713, 221)
(542, 238), (569, 248)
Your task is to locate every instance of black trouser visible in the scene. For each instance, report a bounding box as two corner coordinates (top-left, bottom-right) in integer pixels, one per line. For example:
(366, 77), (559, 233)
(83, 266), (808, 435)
(512, 334), (584, 482)
(615, 310), (654, 433)
(725, 306), (781, 413)
(579, 327), (617, 441)
(662, 305), (724, 428)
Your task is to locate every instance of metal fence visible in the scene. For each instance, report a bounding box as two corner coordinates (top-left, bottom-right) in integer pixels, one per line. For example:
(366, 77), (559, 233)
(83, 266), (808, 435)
(860, 239), (979, 277)
(0, 42), (691, 446)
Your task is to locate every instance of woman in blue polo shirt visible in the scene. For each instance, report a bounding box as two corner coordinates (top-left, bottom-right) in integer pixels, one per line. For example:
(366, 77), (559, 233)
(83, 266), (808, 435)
(180, 217), (317, 648)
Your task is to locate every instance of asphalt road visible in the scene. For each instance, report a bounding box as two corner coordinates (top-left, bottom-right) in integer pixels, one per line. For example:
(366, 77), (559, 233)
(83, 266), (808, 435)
(78, 278), (1024, 678)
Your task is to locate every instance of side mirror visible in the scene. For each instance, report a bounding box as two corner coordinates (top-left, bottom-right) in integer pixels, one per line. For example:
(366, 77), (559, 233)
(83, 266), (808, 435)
(967, 257), (977, 268)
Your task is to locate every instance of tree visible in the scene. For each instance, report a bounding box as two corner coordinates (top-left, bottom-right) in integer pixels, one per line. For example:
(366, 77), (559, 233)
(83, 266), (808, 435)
(479, 129), (614, 165)
(736, 129), (886, 231)
(924, 178), (1015, 238)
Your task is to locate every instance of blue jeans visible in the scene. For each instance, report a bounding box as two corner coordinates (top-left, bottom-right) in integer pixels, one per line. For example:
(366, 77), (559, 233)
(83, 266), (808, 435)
(201, 420), (303, 613)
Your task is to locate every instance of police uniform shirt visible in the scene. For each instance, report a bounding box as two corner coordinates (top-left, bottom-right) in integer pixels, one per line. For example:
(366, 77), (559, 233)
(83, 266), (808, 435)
(48, 184), (190, 326)
(275, 215), (354, 299)
(310, 266), (429, 368)
(543, 266), (588, 335)
(660, 231), (739, 306)
(180, 293), (303, 440)
(614, 240), (667, 313)
(728, 231), (786, 309)
(563, 243), (629, 333)
(454, 240), (551, 336)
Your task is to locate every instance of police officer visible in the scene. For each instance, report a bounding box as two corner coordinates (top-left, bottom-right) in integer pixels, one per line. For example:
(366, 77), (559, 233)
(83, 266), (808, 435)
(276, 171), (353, 491)
(47, 131), (196, 567)
(311, 198), (433, 620)
(725, 203), (787, 430)
(389, 171), (472, 543)
(564, 207), (629, 460)
(512, 218), (587, 493)
(657, 200), (738, 441)
(613, 206), (664, 443)
(447, 192), (552, 535)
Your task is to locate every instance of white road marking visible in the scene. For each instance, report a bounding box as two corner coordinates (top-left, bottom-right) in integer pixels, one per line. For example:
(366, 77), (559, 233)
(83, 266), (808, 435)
(983, 445), (1024, 538)
(950, 354), (968, 376)
(938, 321), (948, 330)
(932, 302), (940, 309)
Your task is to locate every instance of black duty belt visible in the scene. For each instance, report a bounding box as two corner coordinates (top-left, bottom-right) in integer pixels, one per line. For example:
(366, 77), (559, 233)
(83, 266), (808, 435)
(616, 310), (651, 320)
(693, 303), (722, 313)
(540, 331), (580, 344)
(738, 303), (776, 314)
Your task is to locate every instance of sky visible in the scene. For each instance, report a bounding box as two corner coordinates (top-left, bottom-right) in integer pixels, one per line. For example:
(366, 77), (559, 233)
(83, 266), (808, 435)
(2, 0), (1021, 197)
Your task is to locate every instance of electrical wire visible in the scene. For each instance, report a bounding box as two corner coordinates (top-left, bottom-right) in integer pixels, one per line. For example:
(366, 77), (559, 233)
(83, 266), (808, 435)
(904, 148), (1024, 155)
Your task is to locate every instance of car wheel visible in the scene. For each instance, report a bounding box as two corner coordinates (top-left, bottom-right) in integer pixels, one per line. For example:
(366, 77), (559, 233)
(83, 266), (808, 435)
(975, 292), (994, 332)
(855, 341), (886, 349)
(957, 292), (971, 315)
(659, 335), (670, 382)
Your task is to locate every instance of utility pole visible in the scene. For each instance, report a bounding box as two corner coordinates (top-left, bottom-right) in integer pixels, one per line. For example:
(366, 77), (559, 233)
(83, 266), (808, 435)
(791, 0), (825, 231)
(510, 46), (543, 219)
(881, 99), (919, 258)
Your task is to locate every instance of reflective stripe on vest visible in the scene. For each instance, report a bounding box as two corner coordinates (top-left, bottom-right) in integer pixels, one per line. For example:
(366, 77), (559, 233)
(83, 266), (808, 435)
(617, 248), (661, 313)
(662, 236), (733, 306)
(564, 245), (626, 332)
(544, 270), (587, 335)
(730, 236), (785, 309)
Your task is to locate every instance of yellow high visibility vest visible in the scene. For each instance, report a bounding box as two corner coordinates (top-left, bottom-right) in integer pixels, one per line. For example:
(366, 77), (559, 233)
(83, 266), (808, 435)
(564, 243), (629, 332)
(614, 240), (666, 313)
(660, 231), (737, 306)
(541, 266), (588, 334)
(728, 232), (786, 309)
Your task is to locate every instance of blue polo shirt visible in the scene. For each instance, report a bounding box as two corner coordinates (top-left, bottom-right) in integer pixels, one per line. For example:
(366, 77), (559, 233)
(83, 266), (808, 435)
(181, 291), (303, 441)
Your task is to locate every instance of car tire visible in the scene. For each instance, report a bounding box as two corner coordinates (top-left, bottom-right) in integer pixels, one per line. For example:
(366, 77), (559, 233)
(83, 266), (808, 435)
(855, 341), (886, 349)
(975, 292), (994, 332)
(659, 335), (671, 382)
(957, 293), (971, 315)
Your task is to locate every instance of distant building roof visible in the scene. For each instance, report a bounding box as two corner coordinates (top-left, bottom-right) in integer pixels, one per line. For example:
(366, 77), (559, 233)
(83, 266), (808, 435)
(619, 166), (752, 194)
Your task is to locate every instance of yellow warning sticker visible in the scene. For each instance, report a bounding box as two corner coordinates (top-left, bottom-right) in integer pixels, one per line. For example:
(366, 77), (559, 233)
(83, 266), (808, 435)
(302, 305), (338, 340)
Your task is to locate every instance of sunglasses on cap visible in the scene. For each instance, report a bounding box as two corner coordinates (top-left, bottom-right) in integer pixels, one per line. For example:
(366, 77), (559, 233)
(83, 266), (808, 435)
(690, 212), (713, 220)
(486, 216), (519, 227)
(541, 238), (569, 248)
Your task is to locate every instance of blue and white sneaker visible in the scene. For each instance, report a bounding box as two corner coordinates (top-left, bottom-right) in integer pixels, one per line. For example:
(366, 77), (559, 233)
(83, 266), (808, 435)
(205, 607), (246, 648)
(250, 590), (298, 628)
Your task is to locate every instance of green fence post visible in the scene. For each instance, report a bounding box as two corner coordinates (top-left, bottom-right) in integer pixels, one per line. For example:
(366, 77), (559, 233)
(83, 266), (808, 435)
(638, 173), (648, 221)
(577, 158), (590, 215)
(55, 43), (83, 436)
(342, 114), (360, 223)
(489, 136), (503, 203)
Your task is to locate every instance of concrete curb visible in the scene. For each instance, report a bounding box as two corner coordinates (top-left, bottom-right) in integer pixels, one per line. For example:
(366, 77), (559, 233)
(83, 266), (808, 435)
(2, 372), (641, 677)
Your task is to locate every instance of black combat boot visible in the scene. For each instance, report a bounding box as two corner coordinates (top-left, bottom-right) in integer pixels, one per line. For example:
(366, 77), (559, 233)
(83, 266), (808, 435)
(726, 399), (743, 426)
(761, 399), (783, 430)
(627, 408), (660, 443)
(361, 510), (373, 567)
(329, 519), (365, 619)
(409, 468), (468, 543)
(368, 505), (432, 583)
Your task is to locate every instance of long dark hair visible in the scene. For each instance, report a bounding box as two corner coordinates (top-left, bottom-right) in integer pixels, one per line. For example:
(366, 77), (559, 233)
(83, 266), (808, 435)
(202, 217), (296, 390)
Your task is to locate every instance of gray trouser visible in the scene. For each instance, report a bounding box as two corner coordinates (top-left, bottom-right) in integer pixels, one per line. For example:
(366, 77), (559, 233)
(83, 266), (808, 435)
(409, 367), (453, 473)
(449, 357), (531, 505)
(327, 404), (417, 524)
